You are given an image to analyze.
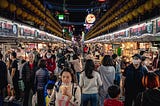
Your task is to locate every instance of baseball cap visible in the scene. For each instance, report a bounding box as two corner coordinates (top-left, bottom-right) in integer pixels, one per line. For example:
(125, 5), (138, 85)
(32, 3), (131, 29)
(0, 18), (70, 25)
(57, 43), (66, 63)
(132, 54), (142, 60)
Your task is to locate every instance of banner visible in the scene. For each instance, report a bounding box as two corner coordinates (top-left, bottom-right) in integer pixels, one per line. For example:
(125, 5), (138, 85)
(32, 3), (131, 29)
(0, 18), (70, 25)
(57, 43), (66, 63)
(130, 22), (153, 37)
(119, 30), (126, 38)
(20, 27), (34, 37)
(0, 21), (18, 36)
(39, 31), (47, 40)
(156, 19), (160, 33)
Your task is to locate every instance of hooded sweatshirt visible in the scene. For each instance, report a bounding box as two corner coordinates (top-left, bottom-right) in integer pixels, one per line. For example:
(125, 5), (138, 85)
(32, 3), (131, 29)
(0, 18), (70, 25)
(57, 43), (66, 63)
(98, 65), (115, 96)
(135, 89), (160, 106)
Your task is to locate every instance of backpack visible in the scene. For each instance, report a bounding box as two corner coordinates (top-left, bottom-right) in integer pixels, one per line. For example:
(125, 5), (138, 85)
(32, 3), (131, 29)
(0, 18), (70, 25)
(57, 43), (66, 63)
(49, 81), (77, 106)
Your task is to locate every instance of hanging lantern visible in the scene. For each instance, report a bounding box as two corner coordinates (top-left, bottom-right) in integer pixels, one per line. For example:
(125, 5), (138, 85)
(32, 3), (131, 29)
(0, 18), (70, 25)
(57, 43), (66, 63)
(132, 10), (138, 17)
(37, 1), (41, 7)
(124, 5), (128, 10)
(26, 2), (31, 8)
(21, 11), (27, 18)
(30, 5), (34, 11)
(127, 2), (132, 8)
(37, 10), (40, 16)
(33, 0), (39, 4)
(21, 0), (27, 5)
(145, 1), (153, 11)
(34, 8), (38, 13)
(0, 0), (9, 9)
(42, 14), (45, 19)
(127, 13), (133, 21)
(27, 15), (32, 20)
(153, 0), (160, 6)
(137, 5), (144, 14)
(42, 7), (45, 12)
(132, 0), (137, 5)
(32, 6), (36, 12)
(9, 3), (17, 12)
(124, 16), (128, 22)
(16, 8), (22, 15)
(32, 17), (36, 21)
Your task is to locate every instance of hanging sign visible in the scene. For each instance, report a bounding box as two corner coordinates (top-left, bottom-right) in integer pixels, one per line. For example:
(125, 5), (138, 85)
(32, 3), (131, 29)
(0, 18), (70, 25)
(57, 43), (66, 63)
(39, 31), (46, 40)
(20, 26), (35, 37)
(130, 26), (141, 37)
(85, 14), (96, 24)
(156, 19), (160, 33)
(130, 22), (153, 37)
(0, 21), (18, 36)
(119, 30), (127, 38)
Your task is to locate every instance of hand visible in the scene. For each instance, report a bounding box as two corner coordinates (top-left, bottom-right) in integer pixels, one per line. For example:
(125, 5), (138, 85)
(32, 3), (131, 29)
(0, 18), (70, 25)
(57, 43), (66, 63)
(61, 86), (72, 99)
(61, 86), (68, 95)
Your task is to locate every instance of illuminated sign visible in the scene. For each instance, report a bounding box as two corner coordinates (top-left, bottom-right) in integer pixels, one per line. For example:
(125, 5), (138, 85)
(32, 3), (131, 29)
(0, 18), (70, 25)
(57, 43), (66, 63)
(85, 14), (96, 24)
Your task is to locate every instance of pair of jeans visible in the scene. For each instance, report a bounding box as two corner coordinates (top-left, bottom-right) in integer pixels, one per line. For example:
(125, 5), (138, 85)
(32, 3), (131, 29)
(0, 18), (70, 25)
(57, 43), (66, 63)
(82, 93), (98, 106)
(114, 73), (121, 86)
(37, 89), (45, 106)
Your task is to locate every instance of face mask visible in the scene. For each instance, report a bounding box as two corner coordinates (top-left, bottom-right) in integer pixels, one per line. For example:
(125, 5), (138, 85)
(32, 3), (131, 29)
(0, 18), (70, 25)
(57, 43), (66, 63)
(47, 55), (51, 59)
(132, 59), (140, 65)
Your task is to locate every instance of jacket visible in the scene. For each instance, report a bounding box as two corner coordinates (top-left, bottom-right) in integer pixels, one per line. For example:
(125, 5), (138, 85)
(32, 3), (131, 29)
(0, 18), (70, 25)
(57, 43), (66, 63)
(135, 89), (160, 106)
(22, 62), (38, 85)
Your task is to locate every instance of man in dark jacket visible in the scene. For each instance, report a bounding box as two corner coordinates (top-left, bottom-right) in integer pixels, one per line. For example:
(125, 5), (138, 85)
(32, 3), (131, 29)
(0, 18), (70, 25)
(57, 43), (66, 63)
(10, 51), (19, 100)
(121, 54), (148, 106)
(22, 53), (38, 106)
(0, 53), (7, 105)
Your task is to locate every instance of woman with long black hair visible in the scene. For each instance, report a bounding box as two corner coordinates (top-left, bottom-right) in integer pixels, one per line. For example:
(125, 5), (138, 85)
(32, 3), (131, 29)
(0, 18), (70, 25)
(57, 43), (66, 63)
(50, 67), (81, 106)
(79, 59), (102, 106)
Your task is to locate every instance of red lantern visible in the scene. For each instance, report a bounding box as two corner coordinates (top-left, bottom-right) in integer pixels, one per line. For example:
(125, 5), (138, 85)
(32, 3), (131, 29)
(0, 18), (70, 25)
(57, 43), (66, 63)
(98, 0), (106, 2)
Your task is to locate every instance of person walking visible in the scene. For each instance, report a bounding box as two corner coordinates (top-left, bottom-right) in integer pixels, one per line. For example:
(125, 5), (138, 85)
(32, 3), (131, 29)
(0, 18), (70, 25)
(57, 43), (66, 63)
(9, 51), (20, 101)
(0, 53), (7, 105)
(134, 72), (160, 106)
(79, 59), (102, 106)
(22, 53), (38, 106)
(35, 59), (49, 106)
(121, 54), (148, 106)
(98, 55), (115, 106)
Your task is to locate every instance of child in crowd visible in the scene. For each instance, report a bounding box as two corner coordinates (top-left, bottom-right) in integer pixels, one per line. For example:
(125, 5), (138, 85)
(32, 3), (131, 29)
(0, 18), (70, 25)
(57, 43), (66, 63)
(45, 84), (54, 106)
(44, 74), (57, 106)
(44, 73), (57, 97)
(104, 85), (124, 106)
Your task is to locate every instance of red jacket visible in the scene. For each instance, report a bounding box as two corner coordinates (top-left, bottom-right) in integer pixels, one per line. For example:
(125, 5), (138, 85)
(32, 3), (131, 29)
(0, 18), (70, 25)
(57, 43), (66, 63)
(46, 58), (56, 73)
(104, 98), (124, 106)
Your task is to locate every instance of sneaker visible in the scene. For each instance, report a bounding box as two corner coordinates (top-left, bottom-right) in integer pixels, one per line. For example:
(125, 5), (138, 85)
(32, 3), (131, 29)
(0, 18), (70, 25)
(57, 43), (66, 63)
(4, 96), (10, 100)
(9, 96), (15, 101)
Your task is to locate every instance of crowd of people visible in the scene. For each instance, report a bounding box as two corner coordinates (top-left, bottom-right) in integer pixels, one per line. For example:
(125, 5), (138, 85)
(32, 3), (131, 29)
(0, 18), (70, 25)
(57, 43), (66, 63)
(0, 45), (160, 106)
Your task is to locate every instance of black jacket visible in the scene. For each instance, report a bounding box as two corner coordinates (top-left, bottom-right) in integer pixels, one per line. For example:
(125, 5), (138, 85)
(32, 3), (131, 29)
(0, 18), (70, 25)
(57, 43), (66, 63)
(22, 62), (38, 86)
(135, 89), (160, 106)
(0, 61), (7, 89)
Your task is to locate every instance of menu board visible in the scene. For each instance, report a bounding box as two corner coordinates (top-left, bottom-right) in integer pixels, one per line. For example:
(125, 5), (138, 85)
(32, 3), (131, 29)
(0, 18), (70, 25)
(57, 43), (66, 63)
(130, 22), (153, 37)
(39, 31), (47, 40)
(0, 21), (18, 36)
(156, 19), (160, 33)
(20, 27), (34, 37)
